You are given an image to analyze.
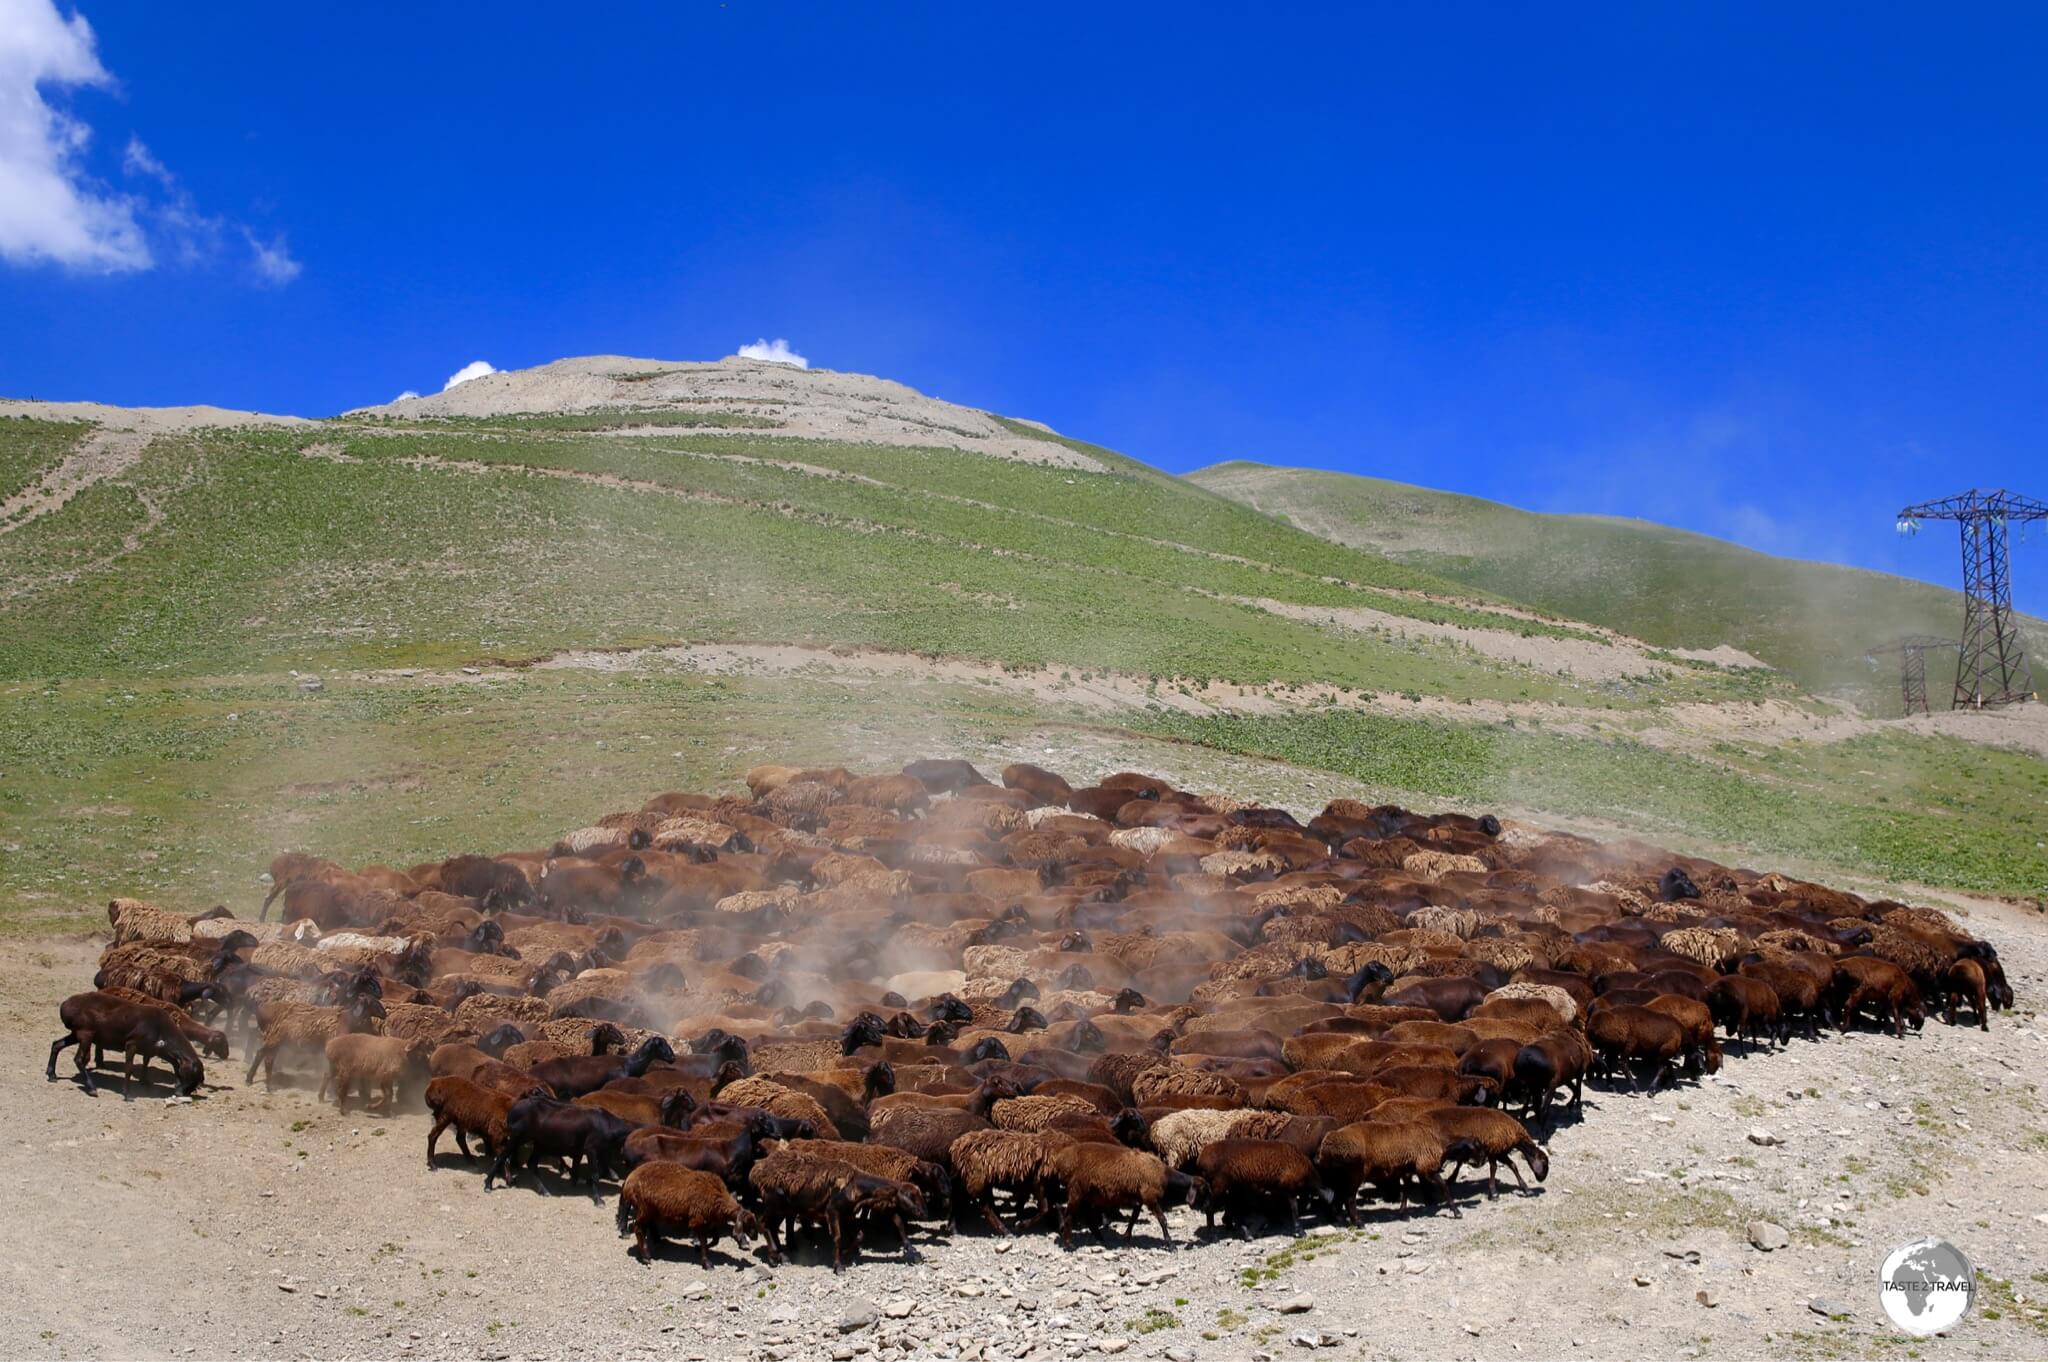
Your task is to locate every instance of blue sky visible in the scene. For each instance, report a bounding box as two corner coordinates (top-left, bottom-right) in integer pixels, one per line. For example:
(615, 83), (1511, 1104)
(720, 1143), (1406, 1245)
(4, 3), (2045, 611)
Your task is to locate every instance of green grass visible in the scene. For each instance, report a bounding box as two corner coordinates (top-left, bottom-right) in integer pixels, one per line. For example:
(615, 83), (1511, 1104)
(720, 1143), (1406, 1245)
(0, 423), (1778, 712)
(0, 415), (89, 505)
(1189, 461), (2046, 700)
(1127, 709), (2048, 894)
(0, 407), (2039, 926)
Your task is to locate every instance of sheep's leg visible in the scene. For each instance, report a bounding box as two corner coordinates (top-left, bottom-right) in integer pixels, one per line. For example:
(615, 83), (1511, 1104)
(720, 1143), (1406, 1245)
(697, 1234), (712, 1270)
(895, 1211), (916, 1263)
(1057, 1200), (1075, 1250)
(635, 1221), (654, 1265)
(1284, 1194), (1299, 1236)
(318, 1065), (334, 1106)
(47, 1032), (78, 1080)
(1152, 1204), (1176, 1250)
(1486, 1157), (1501, 1199)
(427, 1115), (452, 1169)
(978, 1195), (1012, 1237)
(73, 1034), (98, 1096)
(1506, 1154), (1530, 1194)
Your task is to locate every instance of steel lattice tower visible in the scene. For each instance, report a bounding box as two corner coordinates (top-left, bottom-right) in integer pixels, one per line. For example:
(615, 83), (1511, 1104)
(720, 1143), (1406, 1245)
(1865, 635), (1956, 716)
(1896, 488), (2047, 708)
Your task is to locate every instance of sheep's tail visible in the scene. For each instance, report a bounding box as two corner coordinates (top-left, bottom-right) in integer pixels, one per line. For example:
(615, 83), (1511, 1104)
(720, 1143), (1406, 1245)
(614, 1189), (633, 1237)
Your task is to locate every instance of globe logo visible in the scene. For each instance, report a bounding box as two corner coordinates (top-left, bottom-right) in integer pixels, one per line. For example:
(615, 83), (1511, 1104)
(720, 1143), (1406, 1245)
(1879, 1237), (1976, 1336)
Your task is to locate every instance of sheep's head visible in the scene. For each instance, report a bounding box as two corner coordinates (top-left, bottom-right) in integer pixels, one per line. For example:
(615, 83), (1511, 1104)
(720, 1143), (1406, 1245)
(964, 1035), (1009, 1065)
(1163, 1169), (1202, 1209)
(1111, 987), (1146, 1014)
(929, 993), (973, 1025)
(1063, 1018), (1105, 1053)
(1057, 930), (1090, 953)
(1479, 814), (1502, 837)
(658, 1089), (698, 1126)
(995, 977), (1041, 1010)
(170, 1049), (205, 1097)
(1055, 963), (1094, 992)
(478, 1022), (525, 1056)
(1005, 1006), (1048, 1034)
(862, 1060), (896, 1100)
(840, 1014), (887, 1055)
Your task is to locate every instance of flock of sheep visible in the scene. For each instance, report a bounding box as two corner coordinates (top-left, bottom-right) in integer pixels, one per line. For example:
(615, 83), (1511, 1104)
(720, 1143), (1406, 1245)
(52, 757), (2014, 1272)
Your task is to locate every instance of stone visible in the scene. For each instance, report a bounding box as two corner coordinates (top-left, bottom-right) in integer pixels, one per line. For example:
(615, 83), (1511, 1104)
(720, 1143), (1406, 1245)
(1747, 1128), (1782, 1147)
(882, 1298), (916, 1320)
(1165, 1350), (1196, 1362)
(837, 1305), (879, 1334)
(1097, 1341), (1129, 1355)
(1134, 1267), (1178, 1287)
(1276, 1293), (1314, 1314)
(1696, 1290), (1719, 1308)
(1746, 1220), (1789, 1252)
(1809, 1298), (1852, 1319)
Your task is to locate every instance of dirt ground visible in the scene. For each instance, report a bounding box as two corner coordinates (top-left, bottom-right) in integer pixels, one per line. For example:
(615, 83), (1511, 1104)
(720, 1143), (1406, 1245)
(5, 880), (2046, 1362)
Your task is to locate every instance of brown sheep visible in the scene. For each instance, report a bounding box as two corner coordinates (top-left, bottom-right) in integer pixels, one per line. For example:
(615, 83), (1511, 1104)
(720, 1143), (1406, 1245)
(949, 1128), (1075, 1234)
(1585, 1004), (1688, 1091)
(1428, 1107), (1550, 1197)
(1316, 1120), (1450, 1222)
(1192, 1138), (1329, 1237)
(1042, 1142), (1199, 1250)
(615, 1162), (766, 1267)
(425, 1075), (546, 1167)
(320, 1033), (431, 1113)
(1831, 957), (1925, 1038)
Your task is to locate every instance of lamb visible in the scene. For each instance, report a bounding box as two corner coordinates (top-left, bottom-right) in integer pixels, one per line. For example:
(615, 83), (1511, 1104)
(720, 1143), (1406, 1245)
(574, 1087), (697, 1130)
(1042, 1142), (1198, 1250)
(1642, 994), (1722, 1075)
(1427, 1107), (1550, 1197)
(1831, 957), (1925, 1039)
(618, 1116), (773, 1190)
(107, 897), (201, 946)
(747, 1147), (925, 1272)
(869, 1103), (995, 1171)
(776, 1139), (951, 1228)
(93, 987), (230, 1060)
(1942, 958), (1991, 1032)
(1128, 1066), (1248, 1108)
(614, 1162), (766, 1267)
(527, 1035), (676, 1100)
(425, 1074), (545, 1168)
(948, 1128), (1074, 1234)
(320, 1033), (431, 1113)
(488, 1096), (641, 1198)
(1705, 975), (1782, 1045)
(244, 994), (385, 1090)
(991, 1093), (1103, 1133)
(1191, 1138), (1328, 1238)
(48, 992), (206, 1098)
(1585, 1003), (1688, 1090)
(1508, 1030), (1592, 1131)
(1315, 1120), (1450, 1223)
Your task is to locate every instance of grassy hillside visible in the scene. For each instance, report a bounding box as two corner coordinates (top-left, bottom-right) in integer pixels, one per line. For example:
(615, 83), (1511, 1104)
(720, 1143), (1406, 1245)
(0, 416), (1765, 710)
(1189, 462), (2045, 705)
(1, 378), (2042, 921)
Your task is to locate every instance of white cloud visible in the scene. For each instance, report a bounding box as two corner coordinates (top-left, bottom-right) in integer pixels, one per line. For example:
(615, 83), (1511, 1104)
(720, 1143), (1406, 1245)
(0, 0), (150, 271)
(121, 135), (171, 186)
(245, 228), (300, 285)
(0, 5), (299, 283)
(737, 337), (808, 368)
(443, 360), (498, 390)
(392, 390), (420, 402)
